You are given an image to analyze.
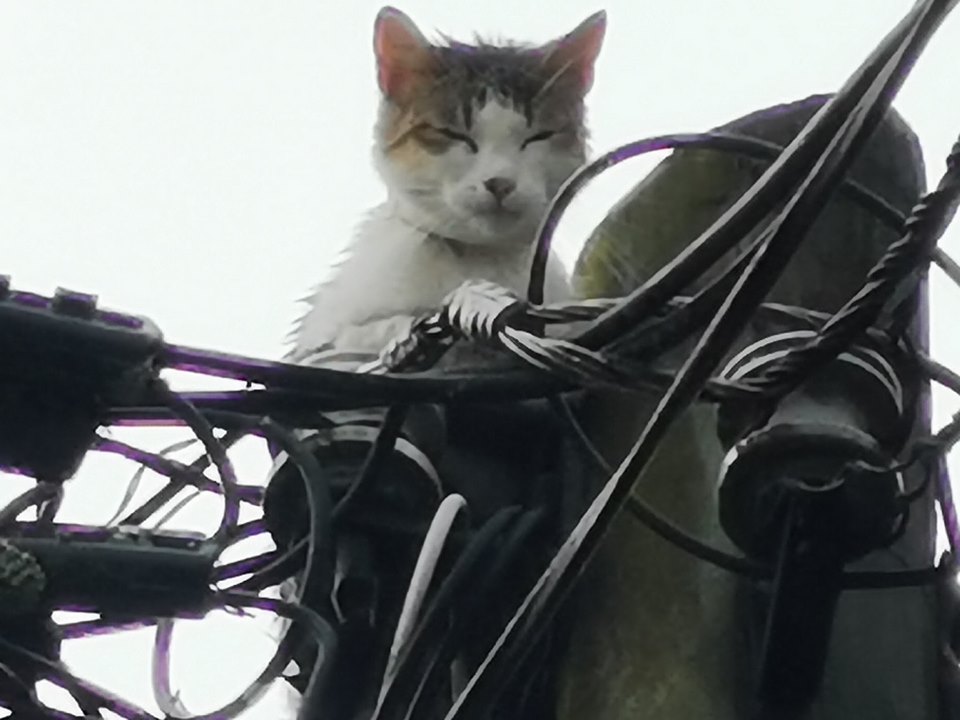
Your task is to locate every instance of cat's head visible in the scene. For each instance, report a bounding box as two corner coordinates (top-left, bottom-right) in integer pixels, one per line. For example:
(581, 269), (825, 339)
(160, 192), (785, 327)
(372, 7), (605, 247)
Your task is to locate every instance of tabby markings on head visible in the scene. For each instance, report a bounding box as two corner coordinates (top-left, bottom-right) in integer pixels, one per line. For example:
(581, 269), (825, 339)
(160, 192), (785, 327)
(371, 6), (607, 247)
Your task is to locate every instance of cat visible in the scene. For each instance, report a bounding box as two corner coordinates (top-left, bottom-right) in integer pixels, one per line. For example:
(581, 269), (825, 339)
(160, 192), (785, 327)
(287, 5), (606, 369)
(271, 8), (606, 716)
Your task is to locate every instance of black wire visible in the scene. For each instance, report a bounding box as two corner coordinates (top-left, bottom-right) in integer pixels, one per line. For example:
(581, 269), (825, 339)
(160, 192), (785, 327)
(404, 508), (548, 720)
(721, 135), (908, 233)
(109, 307), (929, 418)
(204, 409), (341, 596)
(606, 236), (761, 359)
(143, 410), (332, 720)
(36, 484), (63, 527)
(924, 355), (960, 396)
(226, 537), (308, 592)
(129, 128), (912, 417)
(743, 133), (960, 402)
(143, 590), (340, 720)
(74, 692), (105, 720)
(214, 547), (284, 585)
(223, 403), (411, 592)
(239, 421), (335, 716)
(562, 2), (929, 349)
(444, 10), (953, 716)
(372, 506), (522, 720)
(0, 483), (59, 529)
(154, 381), (241, 548)
(216, 592), (338, 720)
(92, 128), (926, 427)
(333, 404), (411, 520)
(160, 346), (570, 403)
(559, 395), (942, 587)
(255, 417), (333, 604)
(844, 563), (943, 589)
(118, 429), (249, 527)
(0, 16), (948, 720)
(0, 636), (159, 720)
(146, 416), (332, 720)
(11, 703), (89, 720)
(627, 492), (767, 578)
(553, 395), (768, 578)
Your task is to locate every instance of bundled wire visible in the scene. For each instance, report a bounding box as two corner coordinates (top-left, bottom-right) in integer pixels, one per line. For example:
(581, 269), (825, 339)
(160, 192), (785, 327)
(100, 126), (948, 421)
(379, 493), (469, 698)
(152, 380), (242, 549)
(371, 506), (525, 720)
(442, 2), (958, 717)
(529, 0), (946, 333)
(0, 633), (160, 720)
(3, 3), (959, 720)
(742, 135), (960, 401)
(148, 413), (333, 720)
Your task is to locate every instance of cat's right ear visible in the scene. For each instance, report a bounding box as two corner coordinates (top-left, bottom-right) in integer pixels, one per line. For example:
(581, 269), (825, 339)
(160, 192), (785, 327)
(374, 7), (434, 103)
(540, 10), (606, 96)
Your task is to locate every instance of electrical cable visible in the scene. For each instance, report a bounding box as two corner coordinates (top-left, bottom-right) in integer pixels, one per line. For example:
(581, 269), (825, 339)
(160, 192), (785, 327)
(0, 635), (158, 720)
(372, 507), (521, 720)
(100, 436), (202, 527)
(742, 134), (960, 401)
(443, 7), (954, 715)
(216, 592), (338, 720)
(104, 429), (250, 527)
(0, 483), (59, 529)
(530, 0), (932, 330)
(379, 494), (469, 701)
(153, 381), (241, 548)
(87, 117), (955, 424)
(150, 414), (332, 720)
(1, 7), (957, 718)
(404, 508), (548, 720)
(332, 404), (411, 520)
(554, 395), (942, 587)
(606, 236), (761, 358)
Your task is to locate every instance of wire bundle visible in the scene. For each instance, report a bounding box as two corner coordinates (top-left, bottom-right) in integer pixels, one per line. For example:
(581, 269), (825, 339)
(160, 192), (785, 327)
(2, 1), (960, 718)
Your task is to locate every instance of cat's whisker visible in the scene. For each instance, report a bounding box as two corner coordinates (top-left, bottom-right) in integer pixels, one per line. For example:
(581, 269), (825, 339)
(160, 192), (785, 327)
(404, 187), (437, 197)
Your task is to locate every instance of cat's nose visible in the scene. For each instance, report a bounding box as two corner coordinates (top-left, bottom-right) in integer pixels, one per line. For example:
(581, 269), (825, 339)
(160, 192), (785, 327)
(483, 177), (516, 203)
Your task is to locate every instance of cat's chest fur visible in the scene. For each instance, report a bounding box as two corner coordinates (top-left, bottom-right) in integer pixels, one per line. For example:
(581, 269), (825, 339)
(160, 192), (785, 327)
(290, 202), (568, 360)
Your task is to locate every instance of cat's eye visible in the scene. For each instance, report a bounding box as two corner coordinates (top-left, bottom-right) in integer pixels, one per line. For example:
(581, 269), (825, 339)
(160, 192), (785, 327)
(521, 130), (556, 149)
(426, 125), (478, 153)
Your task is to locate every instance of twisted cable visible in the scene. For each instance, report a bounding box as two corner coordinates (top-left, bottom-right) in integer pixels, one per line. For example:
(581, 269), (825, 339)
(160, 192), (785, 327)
(742, 135), (960, 400)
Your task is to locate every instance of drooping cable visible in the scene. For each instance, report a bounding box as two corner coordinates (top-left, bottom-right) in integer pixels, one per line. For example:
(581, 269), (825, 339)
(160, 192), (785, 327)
(444, 6), (954, 715)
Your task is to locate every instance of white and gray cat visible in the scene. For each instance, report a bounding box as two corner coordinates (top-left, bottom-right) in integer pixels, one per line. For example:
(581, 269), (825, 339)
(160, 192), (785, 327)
(275, 9), (606, 717)
(288, 6), (606, 367)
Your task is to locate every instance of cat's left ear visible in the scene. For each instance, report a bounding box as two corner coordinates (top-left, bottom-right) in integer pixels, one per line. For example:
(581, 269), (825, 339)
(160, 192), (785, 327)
(374, 6), (435, 103)
(541, 10), (607, 95)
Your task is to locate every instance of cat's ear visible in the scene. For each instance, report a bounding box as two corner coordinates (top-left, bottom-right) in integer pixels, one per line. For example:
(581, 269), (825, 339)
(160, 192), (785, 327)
(541, 10), (606, 95)
(373, 6), (435, 103)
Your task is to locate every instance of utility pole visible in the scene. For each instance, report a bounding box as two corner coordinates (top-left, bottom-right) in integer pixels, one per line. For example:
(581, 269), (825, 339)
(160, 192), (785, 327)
(557, 94), (938, 720)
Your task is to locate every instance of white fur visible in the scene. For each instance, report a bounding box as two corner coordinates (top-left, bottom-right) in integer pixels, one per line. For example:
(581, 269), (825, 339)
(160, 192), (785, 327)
(289, 98), (577, 362)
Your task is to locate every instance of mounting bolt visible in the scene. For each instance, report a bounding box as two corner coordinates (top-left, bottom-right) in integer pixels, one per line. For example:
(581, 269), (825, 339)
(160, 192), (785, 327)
(51, 287), (98, 320)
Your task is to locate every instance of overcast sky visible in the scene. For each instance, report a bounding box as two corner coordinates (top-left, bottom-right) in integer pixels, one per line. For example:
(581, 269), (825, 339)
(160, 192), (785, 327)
(2, 2), (959, 718)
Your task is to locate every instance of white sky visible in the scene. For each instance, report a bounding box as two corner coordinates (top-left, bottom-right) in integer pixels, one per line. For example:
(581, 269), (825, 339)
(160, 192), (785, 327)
(1, 1), (959, 718)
